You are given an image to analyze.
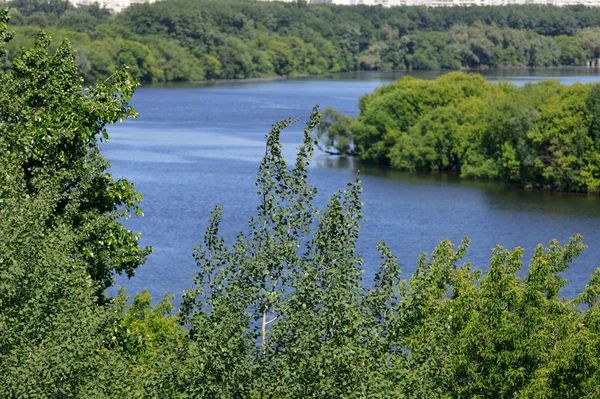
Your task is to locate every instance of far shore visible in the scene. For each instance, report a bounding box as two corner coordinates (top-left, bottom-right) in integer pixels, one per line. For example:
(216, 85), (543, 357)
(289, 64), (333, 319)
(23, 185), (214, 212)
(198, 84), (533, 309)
(139, 66), (600, 88)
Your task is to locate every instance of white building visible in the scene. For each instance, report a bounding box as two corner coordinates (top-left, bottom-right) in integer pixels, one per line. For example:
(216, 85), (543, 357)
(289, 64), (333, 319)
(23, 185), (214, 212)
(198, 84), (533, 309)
(310, 0), (354, 4)
(419, 0), (457, 6)
(552, 0), (600, 5)
(68, 0), (158, 13)
(420, 0), (488, 6)
(356, 0), (410, 6)
(354, 0), (600, 5)
(321, 0), (600, 5)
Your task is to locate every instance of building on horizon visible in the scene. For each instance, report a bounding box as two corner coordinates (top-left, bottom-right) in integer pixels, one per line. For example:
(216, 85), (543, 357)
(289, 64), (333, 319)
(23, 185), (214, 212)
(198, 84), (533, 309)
(355, 0), (411, 6)
(68, 0), (600, 14)
(310, 0), (355, 5)
(68, 0), (158, 13)
(261, 0), (600, 5)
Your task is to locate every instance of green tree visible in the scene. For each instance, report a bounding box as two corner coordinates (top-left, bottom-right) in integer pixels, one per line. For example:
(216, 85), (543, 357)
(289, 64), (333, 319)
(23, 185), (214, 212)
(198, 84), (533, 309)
(0, 9), (151, 397)
(317, 106), (357, 156)
(3, 5), (600, 397)
(176, 108), (600, 397)
(180, 108), (396, 397)
(0, 27), (151, 295)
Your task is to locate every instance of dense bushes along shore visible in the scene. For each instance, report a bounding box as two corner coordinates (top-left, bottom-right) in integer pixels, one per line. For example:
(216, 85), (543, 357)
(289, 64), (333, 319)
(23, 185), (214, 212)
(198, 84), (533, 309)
(319, 72), (600, 193)
(2, 16), (600, 397)
(6, 0), (600, 82)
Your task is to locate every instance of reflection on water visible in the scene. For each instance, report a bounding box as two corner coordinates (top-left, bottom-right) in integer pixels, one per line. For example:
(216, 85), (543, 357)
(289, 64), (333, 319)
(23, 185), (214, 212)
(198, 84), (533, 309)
(142, 67), (600, 91)
(106, 70), (600, 302)
(307, 67), (600, 83)
(318, 156), (600, 217)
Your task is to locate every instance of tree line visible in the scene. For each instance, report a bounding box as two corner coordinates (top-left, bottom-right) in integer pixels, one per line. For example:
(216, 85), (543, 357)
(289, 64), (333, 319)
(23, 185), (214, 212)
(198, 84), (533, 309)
(4, 0), (600, 82)
(1, 14), (600, 397)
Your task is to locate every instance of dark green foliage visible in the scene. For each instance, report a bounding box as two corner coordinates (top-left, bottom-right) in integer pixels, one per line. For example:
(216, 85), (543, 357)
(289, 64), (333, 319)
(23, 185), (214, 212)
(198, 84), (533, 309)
(171, 106), (600, 398)
(5, 0), (600, 82)
(347, 72), (600, 193)
(0, 9), (153, 395)
(0, 29), (151, 294)
(317, 106), (356, 155)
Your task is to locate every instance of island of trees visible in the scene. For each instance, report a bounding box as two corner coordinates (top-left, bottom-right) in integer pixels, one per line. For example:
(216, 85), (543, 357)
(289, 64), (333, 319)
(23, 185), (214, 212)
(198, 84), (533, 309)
(5, 0), (600, 82)
(320, 72), (600, 193)
(1, 6), (600, 399)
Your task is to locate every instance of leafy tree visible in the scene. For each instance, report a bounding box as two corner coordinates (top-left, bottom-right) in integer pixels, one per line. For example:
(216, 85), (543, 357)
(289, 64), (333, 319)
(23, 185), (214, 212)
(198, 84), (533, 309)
(0, 24), (151, 295)
(175, 102), (600, 398)
(0, 8), (153, 397)
(317, 106), (356, 156)
(0, 168), (137, 398)
(4, 0), (600, 83)
(179, 108), (394, 398)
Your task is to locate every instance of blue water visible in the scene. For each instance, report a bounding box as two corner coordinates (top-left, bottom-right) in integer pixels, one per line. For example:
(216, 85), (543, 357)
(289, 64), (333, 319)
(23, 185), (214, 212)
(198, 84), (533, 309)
(105, 69), (600, 301)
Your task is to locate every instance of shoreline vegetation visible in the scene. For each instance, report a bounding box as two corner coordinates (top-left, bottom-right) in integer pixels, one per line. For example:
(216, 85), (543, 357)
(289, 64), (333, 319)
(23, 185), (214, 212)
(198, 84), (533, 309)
(319, 72), (600, 194)
(139, 65), (600, 88)
(6, 0), (600, 83)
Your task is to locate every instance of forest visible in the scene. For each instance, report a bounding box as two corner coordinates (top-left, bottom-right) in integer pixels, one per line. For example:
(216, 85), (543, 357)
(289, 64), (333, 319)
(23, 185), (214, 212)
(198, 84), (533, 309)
(1, 9), (600, 397)
(319, 72), (600, 193)
(5, 0), (600, 82)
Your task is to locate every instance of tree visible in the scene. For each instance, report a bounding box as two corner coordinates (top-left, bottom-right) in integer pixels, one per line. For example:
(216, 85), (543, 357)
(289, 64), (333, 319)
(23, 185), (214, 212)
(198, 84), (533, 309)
(2, 5), (600, 396)
(179, 108), (395, 397)
(0, 9), (153, 396)
(177, 103), (600, 397)
(317, 106), (357, 156)
(0, 18), (151, 296)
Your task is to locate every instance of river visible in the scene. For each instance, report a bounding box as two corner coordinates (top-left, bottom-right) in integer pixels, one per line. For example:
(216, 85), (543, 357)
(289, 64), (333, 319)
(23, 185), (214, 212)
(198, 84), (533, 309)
(105, 68), (600, 300)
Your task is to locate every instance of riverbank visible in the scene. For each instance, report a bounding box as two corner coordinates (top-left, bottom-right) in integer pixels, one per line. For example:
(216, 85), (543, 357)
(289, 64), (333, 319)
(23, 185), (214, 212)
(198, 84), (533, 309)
(10, 0), (600, 84)
(137, 67), (600, 89)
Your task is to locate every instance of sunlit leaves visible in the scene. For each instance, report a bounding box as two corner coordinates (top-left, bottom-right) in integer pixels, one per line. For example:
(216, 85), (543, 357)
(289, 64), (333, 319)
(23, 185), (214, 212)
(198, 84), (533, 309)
(350, 72), (600, 193)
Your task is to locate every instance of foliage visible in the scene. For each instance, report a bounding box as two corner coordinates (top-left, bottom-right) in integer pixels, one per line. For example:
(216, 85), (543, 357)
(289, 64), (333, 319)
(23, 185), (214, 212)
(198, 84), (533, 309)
(5, 0), (600, 82)
(345, 72), (600, 193)
(0, 10), (153, 396)
(0, 170), (134, 397)
(172, 107), (600, 398)
(317, 106), (357, 155)
(0, 26), (152, 295)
